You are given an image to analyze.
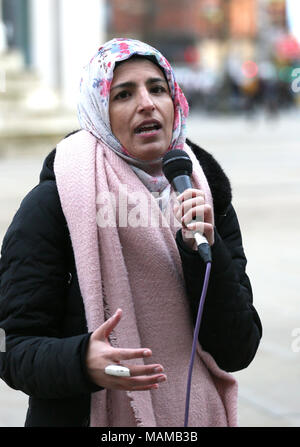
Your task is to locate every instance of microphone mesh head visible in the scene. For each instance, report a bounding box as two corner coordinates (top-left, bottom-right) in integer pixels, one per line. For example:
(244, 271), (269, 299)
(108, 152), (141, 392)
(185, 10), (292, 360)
(162, 150), (193, 183)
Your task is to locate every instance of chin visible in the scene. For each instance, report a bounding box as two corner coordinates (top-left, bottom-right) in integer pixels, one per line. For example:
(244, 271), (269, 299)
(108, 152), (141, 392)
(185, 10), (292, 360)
(135, 144), (169, 161)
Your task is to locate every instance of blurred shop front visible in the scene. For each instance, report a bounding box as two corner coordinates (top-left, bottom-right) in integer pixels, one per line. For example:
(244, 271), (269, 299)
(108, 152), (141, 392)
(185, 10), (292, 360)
(107, 0), (299, 113)
(0, 0), (299, 114)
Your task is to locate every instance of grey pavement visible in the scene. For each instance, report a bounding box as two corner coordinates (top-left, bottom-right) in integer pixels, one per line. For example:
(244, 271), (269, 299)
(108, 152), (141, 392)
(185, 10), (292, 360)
(0, 109), (300, 426)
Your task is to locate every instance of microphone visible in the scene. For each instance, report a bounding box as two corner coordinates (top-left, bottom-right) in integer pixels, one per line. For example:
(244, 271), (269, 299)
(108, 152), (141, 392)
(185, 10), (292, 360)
(162, 149), (212, 264)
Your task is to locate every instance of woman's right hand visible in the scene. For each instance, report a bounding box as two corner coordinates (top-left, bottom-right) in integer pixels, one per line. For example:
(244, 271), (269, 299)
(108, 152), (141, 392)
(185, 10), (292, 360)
(85, 308), (167, 391)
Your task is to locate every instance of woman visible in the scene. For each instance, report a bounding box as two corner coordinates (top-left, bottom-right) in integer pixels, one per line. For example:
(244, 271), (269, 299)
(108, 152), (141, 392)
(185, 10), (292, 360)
(0, 38), (262, 427)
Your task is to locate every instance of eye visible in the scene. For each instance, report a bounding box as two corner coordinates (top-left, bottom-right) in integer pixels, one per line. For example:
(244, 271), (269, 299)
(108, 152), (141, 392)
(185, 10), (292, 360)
(114, 90), (130, 101)
(151, 84), (167, 94)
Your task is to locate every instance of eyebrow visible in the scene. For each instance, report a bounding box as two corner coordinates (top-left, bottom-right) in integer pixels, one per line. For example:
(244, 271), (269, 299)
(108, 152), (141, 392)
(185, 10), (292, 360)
(110, 77), (167, 91)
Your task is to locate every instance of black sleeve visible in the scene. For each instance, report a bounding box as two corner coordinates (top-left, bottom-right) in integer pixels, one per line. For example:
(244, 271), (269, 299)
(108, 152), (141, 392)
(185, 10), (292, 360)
(0, 181), (100, 398)
(175, 203), (262, 372)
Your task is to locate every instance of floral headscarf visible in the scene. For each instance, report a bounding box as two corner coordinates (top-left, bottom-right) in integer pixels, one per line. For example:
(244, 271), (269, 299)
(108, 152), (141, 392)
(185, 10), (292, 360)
(77, 38), (189, 199)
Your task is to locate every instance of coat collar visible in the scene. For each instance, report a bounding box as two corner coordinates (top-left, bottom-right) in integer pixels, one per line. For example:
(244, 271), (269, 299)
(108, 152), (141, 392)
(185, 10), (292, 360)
(186, 138), (232, 215)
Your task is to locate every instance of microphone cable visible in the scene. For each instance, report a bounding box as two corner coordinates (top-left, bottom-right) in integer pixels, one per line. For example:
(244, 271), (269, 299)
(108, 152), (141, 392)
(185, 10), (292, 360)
(184, 249), (212, 427)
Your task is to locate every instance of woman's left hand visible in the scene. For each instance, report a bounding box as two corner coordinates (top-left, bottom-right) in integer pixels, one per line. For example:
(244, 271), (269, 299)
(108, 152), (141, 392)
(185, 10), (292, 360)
(173, 188), (214, 250)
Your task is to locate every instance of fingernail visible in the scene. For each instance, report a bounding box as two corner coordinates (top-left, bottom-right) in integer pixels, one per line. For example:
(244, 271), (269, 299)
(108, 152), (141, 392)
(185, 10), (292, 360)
(143, 350), (151, 357)
(157, 375), (166, 383)
(154, 366), (163, 373)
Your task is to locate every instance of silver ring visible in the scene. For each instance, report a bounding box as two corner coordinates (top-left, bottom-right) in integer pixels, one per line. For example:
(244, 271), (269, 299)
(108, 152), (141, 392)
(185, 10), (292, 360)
(104, 365), (131, 377)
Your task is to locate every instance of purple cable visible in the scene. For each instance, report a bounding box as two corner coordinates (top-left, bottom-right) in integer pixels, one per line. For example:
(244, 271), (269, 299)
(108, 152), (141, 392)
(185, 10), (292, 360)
(184, 261), (212, 427)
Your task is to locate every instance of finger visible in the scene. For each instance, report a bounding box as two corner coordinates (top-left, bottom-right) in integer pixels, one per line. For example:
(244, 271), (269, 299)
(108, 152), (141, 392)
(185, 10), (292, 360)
(179, 196), (206, 218)
(185, 221), (213, 234)
(184, 222), (214, 246)
(98, 367), (166, 391)
(203, 204), (213, 225)
(131, 383), (159, 391)
(181, 205), (204, 227)
(174, 197), (204, 223)
(112, 382), (160, 392)
(112, 373), (167, 391)
(182, 204), (213, 227)
(113, 347), (152, 362)
(177, 188), (205, 203)
(127, 373), (167, 390)
(184, 195), (205, 208)
(98, 372), (163, 392)
(126, 364), (164, 377)
(92, 308), (122, 341)
(103, 308), (123, 339)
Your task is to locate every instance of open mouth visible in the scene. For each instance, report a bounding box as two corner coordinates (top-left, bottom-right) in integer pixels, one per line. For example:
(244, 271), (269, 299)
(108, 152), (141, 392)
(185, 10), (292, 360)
(134, 121), (162, 135)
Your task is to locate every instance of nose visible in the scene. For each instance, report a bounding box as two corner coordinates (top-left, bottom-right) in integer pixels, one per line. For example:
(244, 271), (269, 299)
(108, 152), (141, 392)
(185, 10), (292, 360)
(137, 87), (155, 112)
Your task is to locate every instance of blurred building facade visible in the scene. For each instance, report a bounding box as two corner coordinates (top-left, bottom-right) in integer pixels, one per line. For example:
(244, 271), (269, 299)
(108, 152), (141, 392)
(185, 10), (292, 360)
(107, 0), (288, 68)
(107, 0), (300, 111)
(0, 0), (107, 154)
(0, 0), (106, 109)
(0, 0), (298, 113)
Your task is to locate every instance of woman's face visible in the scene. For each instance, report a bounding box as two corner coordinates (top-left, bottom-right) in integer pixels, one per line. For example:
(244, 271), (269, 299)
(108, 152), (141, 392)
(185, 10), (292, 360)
(109, 58), (174, 161)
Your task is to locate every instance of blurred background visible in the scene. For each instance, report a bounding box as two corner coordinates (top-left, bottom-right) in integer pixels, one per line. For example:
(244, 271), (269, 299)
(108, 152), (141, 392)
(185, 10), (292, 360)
(0, 0), (300, 427)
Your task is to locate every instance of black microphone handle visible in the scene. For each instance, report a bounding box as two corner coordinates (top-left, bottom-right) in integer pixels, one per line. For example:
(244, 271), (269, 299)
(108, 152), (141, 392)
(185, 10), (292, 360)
(172, 175), (193, 194)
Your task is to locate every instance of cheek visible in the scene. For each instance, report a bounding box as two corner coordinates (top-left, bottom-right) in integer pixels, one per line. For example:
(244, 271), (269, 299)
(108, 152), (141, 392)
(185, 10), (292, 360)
(167, 102), (175, 137)
(109, 108), (132, 149)
(108, 106), (115, 133)
(109, 107), (123, 139)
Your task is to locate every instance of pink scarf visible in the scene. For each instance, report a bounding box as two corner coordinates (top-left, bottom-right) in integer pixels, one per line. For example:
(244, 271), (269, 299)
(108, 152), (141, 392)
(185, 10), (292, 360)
(54, 130), (238, 427)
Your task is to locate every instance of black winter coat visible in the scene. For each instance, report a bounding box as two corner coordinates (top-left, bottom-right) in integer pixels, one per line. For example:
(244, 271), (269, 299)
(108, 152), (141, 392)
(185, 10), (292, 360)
(0, 135), (262, 426)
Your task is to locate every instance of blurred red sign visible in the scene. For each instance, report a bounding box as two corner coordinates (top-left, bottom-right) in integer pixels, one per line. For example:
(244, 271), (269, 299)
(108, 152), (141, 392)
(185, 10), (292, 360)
(276, 35), (300, 60)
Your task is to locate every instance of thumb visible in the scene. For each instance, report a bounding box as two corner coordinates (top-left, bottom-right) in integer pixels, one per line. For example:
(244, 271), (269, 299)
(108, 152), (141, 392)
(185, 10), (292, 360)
(91, 308), (122, 341)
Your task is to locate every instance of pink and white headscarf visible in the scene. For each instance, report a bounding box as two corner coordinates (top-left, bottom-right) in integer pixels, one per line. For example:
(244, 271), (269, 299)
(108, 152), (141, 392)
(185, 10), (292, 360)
(77, 38), (189, 200)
